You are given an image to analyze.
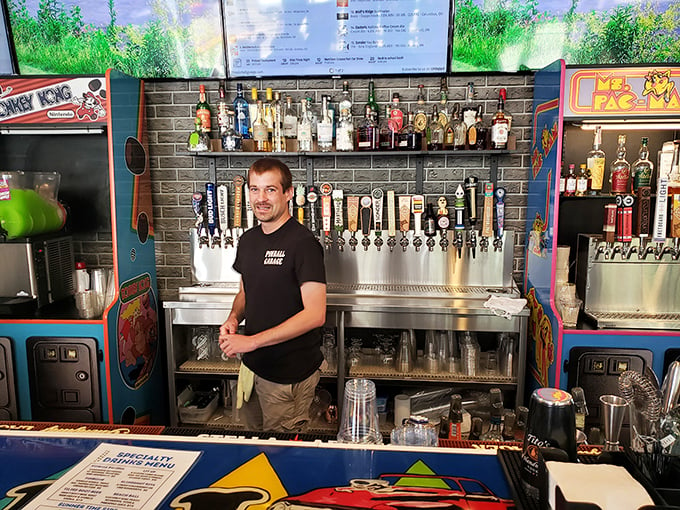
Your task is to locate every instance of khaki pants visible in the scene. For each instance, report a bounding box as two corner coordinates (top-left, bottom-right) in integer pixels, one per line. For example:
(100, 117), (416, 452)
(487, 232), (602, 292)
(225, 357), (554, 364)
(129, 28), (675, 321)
(241, 368), (321, 433)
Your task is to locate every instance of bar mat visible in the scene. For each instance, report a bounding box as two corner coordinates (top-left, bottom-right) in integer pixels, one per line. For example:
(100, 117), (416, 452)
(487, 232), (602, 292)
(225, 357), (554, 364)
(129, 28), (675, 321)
(0, 420), (165, 435)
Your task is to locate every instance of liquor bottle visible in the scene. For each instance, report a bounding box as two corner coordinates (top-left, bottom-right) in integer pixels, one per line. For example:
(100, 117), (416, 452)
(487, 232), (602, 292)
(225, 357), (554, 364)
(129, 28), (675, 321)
(448, 394), (463, 440)
(461, 81), (477, 130)
(196, 84), (211, 133)
(390, 92), (404, 132)
(249, 87), (259, 134)
(232, 83), (251, 139)
(586, 126), (605, 194)
(424, 202), (437, 237)
(264, 87), (274, 133)
(379, 104), (396, 150)
(413, 84), (428, 134)
(427, 106), (444, 151)
(565, 164), (577, 196)
(216, 82), (228, 137)
(559, 164), (566, 195)
(467, 105), (487, 150)
(252, 100), (270, 152)
(297, 98), (314, 152)
(610, 134), (631, 194)
(366, 78), (379, 124)
(271, 91), (285, 153)
(187, 117), (211, 152)
(221, 110), (242, 152)
(356, 104), (378, 150)
(499, 88), (512, 129)
(336, 88), (354, 152)
(444, 104), (466, 151)
(632, 137), (654, 193)
(490, 89), (509, 150)
(317, 95), (334, 152)
(575, 163), (589, 196)
(283, 95), (298, 139)
(438, 77), (450, 127)
(398, 111), (422, 151)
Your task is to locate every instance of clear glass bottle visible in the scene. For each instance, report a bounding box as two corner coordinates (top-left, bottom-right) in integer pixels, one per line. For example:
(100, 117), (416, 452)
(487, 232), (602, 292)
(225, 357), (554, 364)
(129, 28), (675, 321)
(398, 111), (422, 151)
(427, 106), (444, 151)
(297, 98), (314, 152)
(249, 87), (259, 134)
(565, 163), (577, 196)
(379, 104), (397, 150)
(466, 105), (486, 150)
(365, 78), (379, 124)
(232, 83), (251, 139)
(356, 104), (378, 151)
(317, 95), (334, 152)
(490, 89), (509, 150)
(187, 116), (211, 152)
(445, 104), (466, 151)
(586, 126), (605, 194)
(461, 81), (477, 130)
(253, 99), (270, 152)
(632, 136), (654, 193)
(390, 92), (404, 132)
(413, 84), (428, 134)
(196, 84), (211, 133)
(283, 95), (298, 139)
(271, 91), (285, 153)
(221, 110), (242, 152)
(610, 134), (631, 194)
(336, 90), (354, 152)
(438, 77), (450, 127)
(216, 82), (228, 137)
(575, 163), (589, 196)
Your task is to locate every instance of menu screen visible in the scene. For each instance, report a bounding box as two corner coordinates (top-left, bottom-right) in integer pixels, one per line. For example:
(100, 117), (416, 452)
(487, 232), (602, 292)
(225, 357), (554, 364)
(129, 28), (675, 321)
(223, 0), (452, 78)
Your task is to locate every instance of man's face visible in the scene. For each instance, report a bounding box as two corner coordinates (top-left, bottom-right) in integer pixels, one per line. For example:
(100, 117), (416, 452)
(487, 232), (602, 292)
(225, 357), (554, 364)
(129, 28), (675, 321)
(248, 170), (293, 225)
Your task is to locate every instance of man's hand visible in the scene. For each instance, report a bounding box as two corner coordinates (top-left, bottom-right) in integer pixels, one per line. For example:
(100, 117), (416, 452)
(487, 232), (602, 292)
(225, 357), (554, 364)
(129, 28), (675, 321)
(219, 332), (257, 358)
(220, 316), (240, 336)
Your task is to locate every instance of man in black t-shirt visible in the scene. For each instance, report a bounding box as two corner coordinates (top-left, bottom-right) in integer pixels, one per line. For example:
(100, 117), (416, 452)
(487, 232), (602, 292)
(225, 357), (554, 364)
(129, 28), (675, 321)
(218, 158), (326, 432)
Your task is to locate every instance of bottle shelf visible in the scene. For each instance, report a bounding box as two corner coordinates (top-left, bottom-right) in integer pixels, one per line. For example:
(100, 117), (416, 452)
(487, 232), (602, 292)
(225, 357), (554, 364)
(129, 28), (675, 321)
(177, 149), (511, 157)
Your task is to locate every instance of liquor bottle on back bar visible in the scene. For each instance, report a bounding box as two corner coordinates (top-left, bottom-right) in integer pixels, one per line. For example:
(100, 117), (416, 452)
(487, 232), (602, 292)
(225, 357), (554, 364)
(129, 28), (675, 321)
(253, 100), (270, 152)
(586, 126), (605, 194)
(283, 95), (298, 139)
(632, 137), (653, 194)
(336, 84), (354, 151)
(490, 89), (509, 149)
(610, 134), (631, 194)
(413, 85), (428, 135)
(216, 82), (228, 137)
(233, 83), (251, 139)
(196, 84), (211, 133)
(356, 104), (378, 150)
(297, 98), (314, 151)
(366, 79), (379, 124)
(390, 92), (404, 132)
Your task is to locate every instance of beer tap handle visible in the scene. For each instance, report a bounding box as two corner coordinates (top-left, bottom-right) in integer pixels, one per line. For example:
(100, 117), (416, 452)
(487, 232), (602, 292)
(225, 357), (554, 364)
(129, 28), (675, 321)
(481, 182), (494, 252)
(436, 196), (450, 252)
(372, 188), (384, 251)
(333, 189), (345, 251)
(412, 194), (424, 252)
(399, 195), (411, 252)
(347, 195), (359, 251)
(244, 183), (254, 230)
(307, 185), (319, 238)
(454, 184), (465, 257)
(464, 176), (478, 225)
(192, 191), (209, 246)
(387, 190), (397, 252)
(295, 184), (306, 225)
(493, 187), (505, 251)
(217, 184), (232, 247)
(205, 182), (221, 248)
(360, 195), (372, 251)
(320, 182), (333, 250)
(232, 175), (245, 244)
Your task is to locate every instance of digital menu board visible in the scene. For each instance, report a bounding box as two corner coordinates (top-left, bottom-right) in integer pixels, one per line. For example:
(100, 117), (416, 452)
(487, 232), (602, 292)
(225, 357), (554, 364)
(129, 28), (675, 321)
(223, 0), (452, 78)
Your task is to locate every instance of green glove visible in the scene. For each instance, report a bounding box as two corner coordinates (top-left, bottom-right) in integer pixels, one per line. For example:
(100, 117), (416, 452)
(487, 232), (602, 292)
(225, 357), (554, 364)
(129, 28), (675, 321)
(236, 363), (255, 409)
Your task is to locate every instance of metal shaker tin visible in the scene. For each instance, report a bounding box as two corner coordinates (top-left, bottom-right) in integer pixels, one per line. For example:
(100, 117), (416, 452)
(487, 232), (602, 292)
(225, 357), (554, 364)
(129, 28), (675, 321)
(520, 388), (576, 496)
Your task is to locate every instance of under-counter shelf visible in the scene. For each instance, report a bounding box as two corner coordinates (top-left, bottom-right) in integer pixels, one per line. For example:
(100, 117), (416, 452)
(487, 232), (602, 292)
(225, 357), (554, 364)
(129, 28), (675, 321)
(177, 359), (338, 378)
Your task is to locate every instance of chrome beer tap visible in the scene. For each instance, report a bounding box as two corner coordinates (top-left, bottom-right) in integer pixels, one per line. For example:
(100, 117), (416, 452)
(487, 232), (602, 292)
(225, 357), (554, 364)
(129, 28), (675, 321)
(493, 187), (506, 252)
(398, 195), (411, 252)
(480, 182), (494, 252)
(360, 195), (373, 251)
(672, 238), (680, 260)
(320, 182), (334, 250)
(464, 177), (479, 258)
(638, 235), (653, 260)
(411, 194), (425, 252)
(386, 190), (397, 252)
(192, 191), (209, 247)
(372, 188), (384, 251)
(453, 184), (465, 257)
(333, 189), (345, 251)
(436, 196), (450, 252)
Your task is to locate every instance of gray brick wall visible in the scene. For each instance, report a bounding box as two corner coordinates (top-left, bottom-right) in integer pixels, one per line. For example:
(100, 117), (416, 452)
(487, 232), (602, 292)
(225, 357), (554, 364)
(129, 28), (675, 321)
(146, 74), (534, 302)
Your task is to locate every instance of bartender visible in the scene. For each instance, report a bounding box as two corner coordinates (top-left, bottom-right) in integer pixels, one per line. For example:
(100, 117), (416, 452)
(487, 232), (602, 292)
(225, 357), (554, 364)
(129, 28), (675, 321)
(218, 158), (327, 433)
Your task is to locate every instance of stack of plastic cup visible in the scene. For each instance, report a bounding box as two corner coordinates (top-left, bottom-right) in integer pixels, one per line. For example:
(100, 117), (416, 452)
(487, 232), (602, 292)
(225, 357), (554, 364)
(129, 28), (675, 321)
(337, 378), (383, 444)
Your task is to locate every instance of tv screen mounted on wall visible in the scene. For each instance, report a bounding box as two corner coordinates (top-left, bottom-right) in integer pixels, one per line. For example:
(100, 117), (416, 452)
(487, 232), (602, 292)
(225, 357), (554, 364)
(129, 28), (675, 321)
(223, 0), (453, 79)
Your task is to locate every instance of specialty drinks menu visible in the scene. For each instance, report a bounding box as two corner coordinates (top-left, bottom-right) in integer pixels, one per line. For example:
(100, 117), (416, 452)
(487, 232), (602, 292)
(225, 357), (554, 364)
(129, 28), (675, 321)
(223, 0), (451, 77)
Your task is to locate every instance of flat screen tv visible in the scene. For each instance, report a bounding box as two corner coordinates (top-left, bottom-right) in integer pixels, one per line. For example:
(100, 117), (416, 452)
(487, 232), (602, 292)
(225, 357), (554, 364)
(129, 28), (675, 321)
(223, 0), (453, 78)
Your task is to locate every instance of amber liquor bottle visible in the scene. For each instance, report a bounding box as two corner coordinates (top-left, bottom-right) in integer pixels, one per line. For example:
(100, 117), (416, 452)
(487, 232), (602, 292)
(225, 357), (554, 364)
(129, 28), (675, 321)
(490, 89), (509, 150)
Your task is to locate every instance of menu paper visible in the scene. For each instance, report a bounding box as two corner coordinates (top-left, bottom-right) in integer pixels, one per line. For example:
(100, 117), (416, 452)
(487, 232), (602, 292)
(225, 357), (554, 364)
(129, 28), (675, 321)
(22, 443), (201, 510)
(224, 0), (450, 77)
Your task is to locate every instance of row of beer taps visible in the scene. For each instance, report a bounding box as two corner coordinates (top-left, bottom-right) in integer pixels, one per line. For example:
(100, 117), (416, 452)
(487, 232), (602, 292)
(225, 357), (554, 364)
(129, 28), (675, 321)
(595, 194), (680, 261)
(191, 176), (508, 257)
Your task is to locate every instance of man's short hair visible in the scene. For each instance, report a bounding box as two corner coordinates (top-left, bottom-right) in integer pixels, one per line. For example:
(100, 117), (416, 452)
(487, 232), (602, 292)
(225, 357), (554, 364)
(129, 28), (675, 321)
(248, 158), (293, 191)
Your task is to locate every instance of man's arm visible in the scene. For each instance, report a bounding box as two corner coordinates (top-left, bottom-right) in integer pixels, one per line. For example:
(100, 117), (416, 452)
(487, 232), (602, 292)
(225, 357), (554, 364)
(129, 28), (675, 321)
(220, 279), (245, 335)
(218, 281), (326, 357)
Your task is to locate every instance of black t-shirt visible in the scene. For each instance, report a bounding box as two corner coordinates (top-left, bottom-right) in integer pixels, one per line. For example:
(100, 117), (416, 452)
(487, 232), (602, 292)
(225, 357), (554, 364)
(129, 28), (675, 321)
(233, 217), (326, 384)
